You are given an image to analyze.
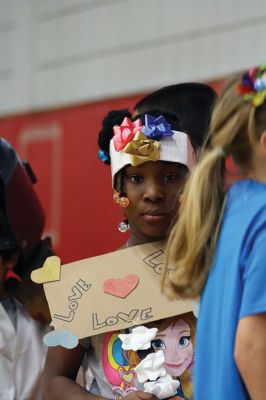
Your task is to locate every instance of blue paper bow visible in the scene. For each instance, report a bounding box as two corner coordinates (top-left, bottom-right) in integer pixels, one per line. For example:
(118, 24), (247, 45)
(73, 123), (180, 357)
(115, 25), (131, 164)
(141, 115), (174, 140)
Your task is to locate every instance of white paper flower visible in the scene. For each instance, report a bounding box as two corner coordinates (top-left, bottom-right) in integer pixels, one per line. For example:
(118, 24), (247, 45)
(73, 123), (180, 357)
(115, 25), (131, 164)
(192, 299), (200, 318)
(134, 350), (166, 383)
(118, 325), (158, 351)
(144, 374), (180, 399)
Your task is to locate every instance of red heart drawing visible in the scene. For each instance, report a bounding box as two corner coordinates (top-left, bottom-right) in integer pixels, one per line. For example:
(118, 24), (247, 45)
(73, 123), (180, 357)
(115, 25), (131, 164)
(103, 274), (139, 298)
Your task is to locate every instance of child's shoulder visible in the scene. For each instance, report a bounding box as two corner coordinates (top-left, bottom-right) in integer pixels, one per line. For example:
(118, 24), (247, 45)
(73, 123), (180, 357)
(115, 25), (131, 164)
(228, 179), (266, 212)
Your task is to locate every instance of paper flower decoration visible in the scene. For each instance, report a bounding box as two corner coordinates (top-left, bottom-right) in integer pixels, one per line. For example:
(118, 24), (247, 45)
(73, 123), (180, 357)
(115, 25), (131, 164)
(118, 325), (158, 351)
(124, 131), (160, 166)
(142, 114), (173, 140)
(113, 117), (143, 151)
(144, 374), (180, 399)
(134, 350), (166, 383)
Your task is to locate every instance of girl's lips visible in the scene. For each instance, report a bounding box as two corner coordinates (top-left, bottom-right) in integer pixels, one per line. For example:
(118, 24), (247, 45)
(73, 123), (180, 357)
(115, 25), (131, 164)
(142, 214), (168, 222)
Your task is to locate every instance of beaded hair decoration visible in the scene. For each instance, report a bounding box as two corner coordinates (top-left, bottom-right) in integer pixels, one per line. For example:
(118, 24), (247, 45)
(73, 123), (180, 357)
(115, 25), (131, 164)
(236, 64), (266, 107)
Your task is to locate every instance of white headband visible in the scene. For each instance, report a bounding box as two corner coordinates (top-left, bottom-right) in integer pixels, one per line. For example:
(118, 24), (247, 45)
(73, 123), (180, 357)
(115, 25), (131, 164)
(110, 120), (196, 185)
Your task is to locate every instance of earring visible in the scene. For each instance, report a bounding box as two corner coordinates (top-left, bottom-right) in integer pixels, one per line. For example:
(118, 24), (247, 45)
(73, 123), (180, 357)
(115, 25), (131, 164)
(113, 191), (129, 207)
(118, 219), (129, 233)
(113, 191), (120, 204)
(119, 196), (129, 208)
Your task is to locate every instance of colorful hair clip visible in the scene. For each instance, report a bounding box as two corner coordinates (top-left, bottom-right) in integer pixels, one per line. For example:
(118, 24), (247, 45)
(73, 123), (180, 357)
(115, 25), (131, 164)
(236, 64), (266, 107)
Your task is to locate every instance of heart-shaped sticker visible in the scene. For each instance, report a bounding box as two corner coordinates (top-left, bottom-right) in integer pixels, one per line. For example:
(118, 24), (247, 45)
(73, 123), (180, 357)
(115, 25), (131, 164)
(31, 256), (61, 284)
(103, 274), (139, 298)
(43, 327), (78, 349)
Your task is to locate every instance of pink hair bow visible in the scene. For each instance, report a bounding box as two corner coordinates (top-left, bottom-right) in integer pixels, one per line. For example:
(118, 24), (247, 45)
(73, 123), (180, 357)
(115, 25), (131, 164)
(113, 117), (143, 151)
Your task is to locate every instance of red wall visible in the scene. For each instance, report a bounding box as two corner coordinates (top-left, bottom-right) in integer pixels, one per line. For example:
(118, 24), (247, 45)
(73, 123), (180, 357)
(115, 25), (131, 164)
(0, 81), (223, 264)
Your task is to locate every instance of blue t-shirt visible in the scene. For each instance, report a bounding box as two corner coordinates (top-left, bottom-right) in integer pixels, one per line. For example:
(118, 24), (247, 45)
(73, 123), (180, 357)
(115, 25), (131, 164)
(194, 179), (266, 400)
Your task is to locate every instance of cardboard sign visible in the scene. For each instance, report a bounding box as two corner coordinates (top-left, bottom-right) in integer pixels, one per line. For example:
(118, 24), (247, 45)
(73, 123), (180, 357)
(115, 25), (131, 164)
(44, 241), (192, 339)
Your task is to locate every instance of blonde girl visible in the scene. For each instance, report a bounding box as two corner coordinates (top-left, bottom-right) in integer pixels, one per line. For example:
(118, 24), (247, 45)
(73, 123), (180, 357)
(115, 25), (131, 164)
(164, 66), (266, 400)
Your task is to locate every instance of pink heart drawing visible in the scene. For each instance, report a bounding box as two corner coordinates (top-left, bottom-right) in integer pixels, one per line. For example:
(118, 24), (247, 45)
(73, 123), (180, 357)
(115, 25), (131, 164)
(103, 274), (139, 298)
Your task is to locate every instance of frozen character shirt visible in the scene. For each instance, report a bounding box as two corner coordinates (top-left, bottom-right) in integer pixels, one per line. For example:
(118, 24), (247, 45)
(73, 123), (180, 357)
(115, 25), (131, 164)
(82, 312), (196, 400)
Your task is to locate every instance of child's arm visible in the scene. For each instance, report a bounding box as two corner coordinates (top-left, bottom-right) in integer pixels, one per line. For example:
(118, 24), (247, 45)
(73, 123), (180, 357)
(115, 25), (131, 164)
(234, 313), (266, 400)
(42, 344), (160, 400)
(42, 344), (99, 400)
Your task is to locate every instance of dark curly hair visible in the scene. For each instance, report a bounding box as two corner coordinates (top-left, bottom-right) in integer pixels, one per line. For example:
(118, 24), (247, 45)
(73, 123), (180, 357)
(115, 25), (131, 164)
(134, 83), (217, 150)
(98, 109), (132, 165)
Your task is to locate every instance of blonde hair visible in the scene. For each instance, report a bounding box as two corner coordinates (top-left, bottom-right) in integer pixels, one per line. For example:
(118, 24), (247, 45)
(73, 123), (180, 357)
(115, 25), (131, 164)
(163, 72), (266, 299)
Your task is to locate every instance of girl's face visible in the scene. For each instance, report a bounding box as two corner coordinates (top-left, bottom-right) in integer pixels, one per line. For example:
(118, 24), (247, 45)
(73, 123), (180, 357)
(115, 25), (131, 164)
(151, 319), (194, 377)
(121, 161), (187, 244)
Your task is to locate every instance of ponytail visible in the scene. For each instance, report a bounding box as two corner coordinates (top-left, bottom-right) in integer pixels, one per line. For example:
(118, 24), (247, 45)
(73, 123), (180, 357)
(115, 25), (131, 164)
(163, 147), (226, 299)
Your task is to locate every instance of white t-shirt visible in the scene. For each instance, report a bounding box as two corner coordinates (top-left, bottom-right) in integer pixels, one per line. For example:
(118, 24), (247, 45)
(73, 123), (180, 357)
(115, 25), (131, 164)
(0, 299), (46, 400)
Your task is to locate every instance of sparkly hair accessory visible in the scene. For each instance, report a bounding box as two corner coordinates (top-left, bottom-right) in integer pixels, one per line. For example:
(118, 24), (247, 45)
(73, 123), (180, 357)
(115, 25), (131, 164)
(109, 114), (196, 185)
(236, 64), (266, 106)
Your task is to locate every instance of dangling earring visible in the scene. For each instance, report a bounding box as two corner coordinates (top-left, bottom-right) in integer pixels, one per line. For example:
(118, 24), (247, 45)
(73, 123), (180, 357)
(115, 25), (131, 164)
(113, 190), (120, 204)
(118, 219), (129, 233)
(119, 196), (129, 208)
(113, 190), (129, 208)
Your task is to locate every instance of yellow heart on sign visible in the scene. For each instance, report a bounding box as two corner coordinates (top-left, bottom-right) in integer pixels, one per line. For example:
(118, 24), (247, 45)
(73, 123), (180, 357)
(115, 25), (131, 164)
(31, 256), (61, 284)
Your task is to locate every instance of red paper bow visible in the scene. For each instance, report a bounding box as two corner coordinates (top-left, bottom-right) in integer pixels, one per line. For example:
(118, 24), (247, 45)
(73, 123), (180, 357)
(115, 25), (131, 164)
(113, 117), (143, 151)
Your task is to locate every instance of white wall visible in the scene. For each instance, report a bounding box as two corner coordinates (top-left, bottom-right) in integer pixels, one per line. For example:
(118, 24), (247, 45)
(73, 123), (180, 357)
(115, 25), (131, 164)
(1, 0), (266, 115)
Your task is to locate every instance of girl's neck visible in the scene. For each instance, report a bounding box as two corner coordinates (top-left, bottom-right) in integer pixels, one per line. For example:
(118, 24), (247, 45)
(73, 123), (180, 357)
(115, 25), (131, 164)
(247, 170), (266, 185)
(126, 232), (167, 248)
(246, 140), (266, 184)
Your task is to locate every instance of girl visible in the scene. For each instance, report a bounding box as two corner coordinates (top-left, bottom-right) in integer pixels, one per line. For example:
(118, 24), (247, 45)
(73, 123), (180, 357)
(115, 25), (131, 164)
(164, 66), (266, 399)
(98, 110), (193, 246)
(42, 111), (197, 400)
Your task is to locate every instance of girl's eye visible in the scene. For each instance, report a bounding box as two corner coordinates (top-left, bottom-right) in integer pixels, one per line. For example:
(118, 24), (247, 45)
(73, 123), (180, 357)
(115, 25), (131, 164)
(151, 339), (166, 351)
(164, 174), (179, 183)
(127, 175), (143, 183)
(178, 336), (191, 349)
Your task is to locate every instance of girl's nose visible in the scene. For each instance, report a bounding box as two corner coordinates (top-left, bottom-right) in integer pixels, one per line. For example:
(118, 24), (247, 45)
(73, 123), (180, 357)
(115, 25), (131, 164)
(142, 181), (165, 202)
(167, 352), (181, 364)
